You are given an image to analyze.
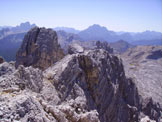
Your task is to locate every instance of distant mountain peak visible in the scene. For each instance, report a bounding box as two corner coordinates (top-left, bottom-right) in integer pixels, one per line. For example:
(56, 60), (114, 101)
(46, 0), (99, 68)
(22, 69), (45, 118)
(78, 24), (116, 42)
(19, 21), (36, 27)
(10, 22), (36, 33)
(54, 27), (80, 34)
(90, 24), (102, 27)
(20, 21), (30, 25)
(88, 24), (108, 30)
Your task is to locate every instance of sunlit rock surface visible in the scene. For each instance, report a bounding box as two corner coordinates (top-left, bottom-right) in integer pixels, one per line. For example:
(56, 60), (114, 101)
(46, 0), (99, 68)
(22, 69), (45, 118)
(0, 29), (161, 122)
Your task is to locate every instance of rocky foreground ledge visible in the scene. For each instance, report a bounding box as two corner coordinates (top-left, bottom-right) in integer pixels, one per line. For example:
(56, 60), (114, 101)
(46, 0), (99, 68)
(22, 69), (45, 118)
(0, 27), (161, 122)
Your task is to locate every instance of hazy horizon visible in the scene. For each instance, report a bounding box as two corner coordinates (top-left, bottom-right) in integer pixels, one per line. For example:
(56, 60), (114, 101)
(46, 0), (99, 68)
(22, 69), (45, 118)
(1, 0), (162, 32)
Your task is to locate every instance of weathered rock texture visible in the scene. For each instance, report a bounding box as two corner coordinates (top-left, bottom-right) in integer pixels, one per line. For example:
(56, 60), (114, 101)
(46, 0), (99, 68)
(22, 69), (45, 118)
(43, 49), (162, 122)
(16, 27), (64, 70)
(0, 56), (4, 64)
(44, 49), (131, 122)
(1, 39), (162, 121)
(0, 62), (44, 121)
(68, 43), (84, 54)
(121, 46), (162, 122)
(0, 27), (162, 122)
(95, 41), (113, 53)
(0, 57), (100, 122)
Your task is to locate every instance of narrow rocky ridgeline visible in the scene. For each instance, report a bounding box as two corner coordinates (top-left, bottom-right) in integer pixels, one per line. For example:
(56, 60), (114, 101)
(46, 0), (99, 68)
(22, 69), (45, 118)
(16, 27), (64, 70)
(0, 27), (161, 122)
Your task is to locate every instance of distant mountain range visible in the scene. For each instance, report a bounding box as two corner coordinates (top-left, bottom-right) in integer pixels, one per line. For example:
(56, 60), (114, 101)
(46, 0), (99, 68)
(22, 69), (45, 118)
(0, 22), (36, 61)
(0, 22), (36, 39)
(110, 40), (135, 53)
(78, 24), (162, 43)
(78, 24), (116, 42)
(10, 22), (36, 33)
(0, 22), (162, 61)
(1, 22), (162, 43)
(54, 27), (80, 34)
(54, 24), (162, 44)
(0, 26), (12, 30)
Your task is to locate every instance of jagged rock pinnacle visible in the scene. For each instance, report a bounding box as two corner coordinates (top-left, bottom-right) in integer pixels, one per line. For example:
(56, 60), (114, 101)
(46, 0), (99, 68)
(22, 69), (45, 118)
(16, 27), (64, 70)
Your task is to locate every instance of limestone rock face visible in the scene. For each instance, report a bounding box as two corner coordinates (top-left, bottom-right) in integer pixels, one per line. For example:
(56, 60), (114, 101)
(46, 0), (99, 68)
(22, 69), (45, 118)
(0, 56), (4, 64)
(16, 27), (64, 70)
(44, 49), (139, 122)
(1, 45), (161, 121)
(44, 49), (162, 122)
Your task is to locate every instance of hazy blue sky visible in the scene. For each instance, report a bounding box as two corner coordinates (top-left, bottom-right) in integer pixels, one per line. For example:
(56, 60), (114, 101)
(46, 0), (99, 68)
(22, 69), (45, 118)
(1, 0), (162, 32)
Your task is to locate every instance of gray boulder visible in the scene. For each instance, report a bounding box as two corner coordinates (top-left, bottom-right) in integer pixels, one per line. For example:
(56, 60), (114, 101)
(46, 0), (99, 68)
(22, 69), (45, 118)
(68, 43), (84, 54)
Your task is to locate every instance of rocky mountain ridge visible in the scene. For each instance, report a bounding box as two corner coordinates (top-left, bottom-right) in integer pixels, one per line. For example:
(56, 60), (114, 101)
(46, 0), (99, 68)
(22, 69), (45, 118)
(0, 27), (161, 122)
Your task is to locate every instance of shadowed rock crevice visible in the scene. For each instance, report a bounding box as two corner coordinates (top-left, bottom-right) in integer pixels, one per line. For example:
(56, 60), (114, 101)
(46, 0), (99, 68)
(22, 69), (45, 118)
(34, 27), (40, 43)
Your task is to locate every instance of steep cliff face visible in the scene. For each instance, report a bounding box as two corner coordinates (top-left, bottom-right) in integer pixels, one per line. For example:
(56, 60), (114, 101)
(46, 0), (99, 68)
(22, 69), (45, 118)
(16, 27), (64, 70)
(44, 49), (136, 122)
(0, 56), (4, 64)
(44, 49), (161, 122)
